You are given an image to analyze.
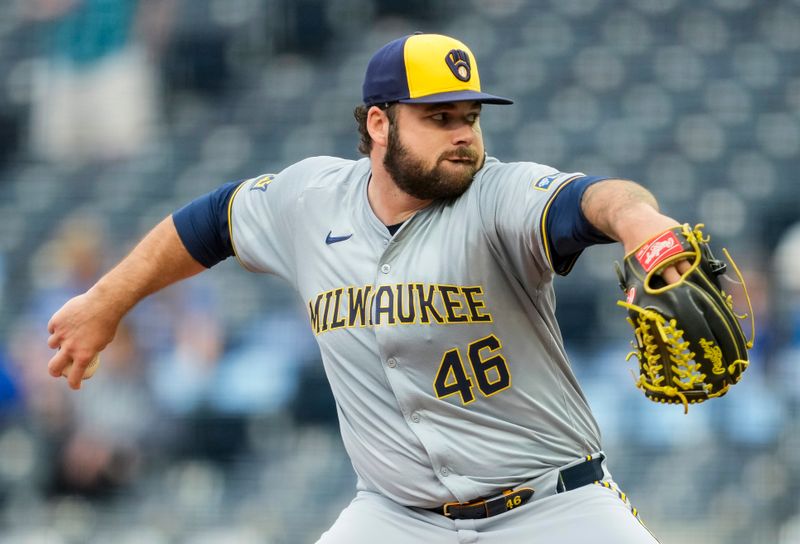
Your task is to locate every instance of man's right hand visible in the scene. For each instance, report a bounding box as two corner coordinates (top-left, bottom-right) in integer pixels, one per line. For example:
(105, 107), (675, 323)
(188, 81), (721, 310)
(47, 290), (120, 389)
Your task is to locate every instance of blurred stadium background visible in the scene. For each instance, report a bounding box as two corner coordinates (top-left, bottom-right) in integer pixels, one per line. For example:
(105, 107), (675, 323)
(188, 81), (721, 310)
(0, 0), (798, 542)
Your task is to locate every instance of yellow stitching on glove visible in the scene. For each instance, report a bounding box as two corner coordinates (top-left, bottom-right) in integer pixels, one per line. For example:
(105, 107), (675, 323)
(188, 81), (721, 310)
(728, 359), (749, 380)
(693, 223), (710, 244)
(662, 318), (703, 391)
(722, 247), (755, 350)
(618, 301), (692, 413)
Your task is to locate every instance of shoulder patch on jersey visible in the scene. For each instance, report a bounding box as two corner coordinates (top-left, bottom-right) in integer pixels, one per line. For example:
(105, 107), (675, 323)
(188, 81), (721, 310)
(533, 173), (560, 191)
(250, 174), (276, 192)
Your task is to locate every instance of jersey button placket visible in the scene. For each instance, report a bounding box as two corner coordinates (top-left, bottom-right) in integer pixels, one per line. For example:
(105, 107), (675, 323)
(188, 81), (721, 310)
(387, 357), (397, 368)
(410, 412), (421, 423)
(380, 263), (391, 274)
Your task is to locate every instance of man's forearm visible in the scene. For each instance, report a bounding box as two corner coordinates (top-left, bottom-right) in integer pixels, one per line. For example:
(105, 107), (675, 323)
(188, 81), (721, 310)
(90, 216), (206, 317)
(581, 179), (680, 254)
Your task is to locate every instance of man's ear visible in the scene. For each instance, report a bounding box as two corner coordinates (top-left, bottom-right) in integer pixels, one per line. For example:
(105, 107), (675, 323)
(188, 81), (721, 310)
(367, 106), (391, 148)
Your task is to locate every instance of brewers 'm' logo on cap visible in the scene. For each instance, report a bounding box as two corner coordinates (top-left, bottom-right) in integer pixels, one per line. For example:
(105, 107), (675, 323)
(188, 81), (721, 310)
(445, 49), (471, 82)
(361, 33), (513, 105)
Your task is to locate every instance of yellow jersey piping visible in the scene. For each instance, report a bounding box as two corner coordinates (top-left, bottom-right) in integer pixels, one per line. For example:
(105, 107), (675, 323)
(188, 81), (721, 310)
(227, 180), (252, 271)
(539, 174), (583, 276)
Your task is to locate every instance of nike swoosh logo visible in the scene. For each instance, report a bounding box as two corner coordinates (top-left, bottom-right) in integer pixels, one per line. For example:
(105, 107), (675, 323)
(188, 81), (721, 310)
(325, 231), (353, 245)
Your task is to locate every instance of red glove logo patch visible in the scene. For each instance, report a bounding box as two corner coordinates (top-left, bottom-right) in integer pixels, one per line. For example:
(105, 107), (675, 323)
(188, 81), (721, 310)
(636, 231), (683, 272)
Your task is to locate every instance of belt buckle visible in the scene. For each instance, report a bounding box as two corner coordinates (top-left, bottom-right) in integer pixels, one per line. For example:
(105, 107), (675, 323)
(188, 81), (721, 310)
(442, 497), (487, 518)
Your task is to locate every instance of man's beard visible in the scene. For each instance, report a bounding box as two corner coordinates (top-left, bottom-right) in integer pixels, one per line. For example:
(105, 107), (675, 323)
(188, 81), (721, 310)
(383, 124), (483, 200)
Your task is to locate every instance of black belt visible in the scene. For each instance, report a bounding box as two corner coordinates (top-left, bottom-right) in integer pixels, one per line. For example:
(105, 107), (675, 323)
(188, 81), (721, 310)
(428, 454), (605, 520)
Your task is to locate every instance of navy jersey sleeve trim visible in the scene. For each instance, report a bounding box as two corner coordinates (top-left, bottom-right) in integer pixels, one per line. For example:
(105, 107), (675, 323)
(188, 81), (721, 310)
(543, 176), (615, 276)
(172, 181), (242, 268)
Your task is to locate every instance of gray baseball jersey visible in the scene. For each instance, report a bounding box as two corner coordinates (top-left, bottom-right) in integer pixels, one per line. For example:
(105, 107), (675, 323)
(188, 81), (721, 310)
(229, 155), (602, 508)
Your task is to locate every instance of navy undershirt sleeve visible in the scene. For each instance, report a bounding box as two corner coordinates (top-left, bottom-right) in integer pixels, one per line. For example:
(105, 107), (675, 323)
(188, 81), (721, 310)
(545, 176), (615, 275)
(172, 181), (241, 268)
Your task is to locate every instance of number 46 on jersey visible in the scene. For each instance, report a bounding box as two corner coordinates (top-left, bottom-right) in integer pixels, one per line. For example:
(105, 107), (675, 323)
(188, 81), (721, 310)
(434, 334), (511, 405)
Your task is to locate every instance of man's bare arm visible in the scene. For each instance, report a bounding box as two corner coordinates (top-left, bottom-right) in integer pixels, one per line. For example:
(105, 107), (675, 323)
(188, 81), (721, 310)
(581, 179), (689, 283)
(581, 179), (678, 252)
(47, 216), (206, 389)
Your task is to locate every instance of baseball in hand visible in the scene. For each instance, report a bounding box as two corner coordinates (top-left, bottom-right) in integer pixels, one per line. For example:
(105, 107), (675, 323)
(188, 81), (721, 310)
(62, 353), (101, 380)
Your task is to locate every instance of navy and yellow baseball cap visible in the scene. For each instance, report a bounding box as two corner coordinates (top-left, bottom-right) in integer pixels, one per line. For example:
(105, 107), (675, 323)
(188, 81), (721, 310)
(362, 33), (513, 106)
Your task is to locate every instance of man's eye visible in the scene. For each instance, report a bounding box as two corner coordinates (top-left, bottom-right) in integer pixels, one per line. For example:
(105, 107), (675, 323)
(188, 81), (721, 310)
(431, 113), (446, 122)
(466, 113), (480, 124)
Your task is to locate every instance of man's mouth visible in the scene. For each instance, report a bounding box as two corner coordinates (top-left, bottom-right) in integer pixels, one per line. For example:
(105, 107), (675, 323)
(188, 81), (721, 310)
(441, 153), (476, 164)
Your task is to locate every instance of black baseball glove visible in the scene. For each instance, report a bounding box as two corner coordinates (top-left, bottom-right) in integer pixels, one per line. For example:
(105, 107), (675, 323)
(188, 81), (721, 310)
(615, 224), (754, 413)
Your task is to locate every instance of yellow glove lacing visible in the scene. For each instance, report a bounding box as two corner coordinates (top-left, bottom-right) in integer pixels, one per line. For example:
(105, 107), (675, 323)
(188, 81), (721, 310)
(620, 304), (703, 414)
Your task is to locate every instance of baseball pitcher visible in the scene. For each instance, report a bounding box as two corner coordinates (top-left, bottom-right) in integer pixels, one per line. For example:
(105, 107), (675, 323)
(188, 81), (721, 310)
(47, 33), (752, 543)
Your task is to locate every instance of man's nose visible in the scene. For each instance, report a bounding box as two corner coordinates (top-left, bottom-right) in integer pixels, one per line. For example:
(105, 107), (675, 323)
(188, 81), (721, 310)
(451, 121), (475, 146)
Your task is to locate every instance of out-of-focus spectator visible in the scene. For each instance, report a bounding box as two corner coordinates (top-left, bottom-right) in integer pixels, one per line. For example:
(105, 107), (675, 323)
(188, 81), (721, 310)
(7, 317), (73, 435)
(772, 222), (800, 408)
(139, 279), (318, 420)
(134, 278), (235, 461)
(0, 246), (21, 413)
(25, 0), (175, 165)
(210, 308), (318, 416)
(774, 222), (800, 340)
(53, 320), (155, 496)
(146, 285), (224, 415)
(27, 212), (110, 325)
(0, 346), (21, 417)
(711, 263), (785, 447)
